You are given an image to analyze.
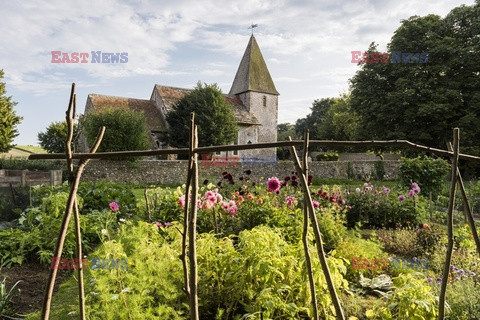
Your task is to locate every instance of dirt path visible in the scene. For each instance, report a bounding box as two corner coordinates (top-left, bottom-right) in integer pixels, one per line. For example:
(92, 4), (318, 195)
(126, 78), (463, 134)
(1, 262), (72, 316)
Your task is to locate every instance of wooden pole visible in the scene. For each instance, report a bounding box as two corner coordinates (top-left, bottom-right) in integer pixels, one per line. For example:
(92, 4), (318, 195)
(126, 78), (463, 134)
(447, 142), (480, 258)
(67, 88), (86, 320)
(181, 113), (196, 298)
(438, 128), (460, 320)
(299, 132), (319, 320)
(41, 115), (105, 320)
(188, 124), (199, 320)
(28, 140), (480, 163)
(289, 136), (345, 320)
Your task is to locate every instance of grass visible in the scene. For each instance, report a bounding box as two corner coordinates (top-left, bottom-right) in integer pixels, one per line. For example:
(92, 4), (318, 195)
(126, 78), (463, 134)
(0, 145), (47, 159)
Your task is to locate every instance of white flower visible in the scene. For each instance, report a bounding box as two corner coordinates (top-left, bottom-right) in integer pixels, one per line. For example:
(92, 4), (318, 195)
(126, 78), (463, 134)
(101, 229), (108, 235)
(111, 294), (119, 301)
(67, 311), (77, 316)
(121, 287), (130, 293)
(119, 218), (126, 223)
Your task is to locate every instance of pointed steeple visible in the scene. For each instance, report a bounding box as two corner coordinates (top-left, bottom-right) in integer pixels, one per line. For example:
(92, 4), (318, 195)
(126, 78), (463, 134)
(229, 35), (279, 96)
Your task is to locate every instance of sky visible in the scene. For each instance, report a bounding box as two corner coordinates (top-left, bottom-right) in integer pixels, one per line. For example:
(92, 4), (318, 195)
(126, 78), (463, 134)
(0, 0), (475, 146)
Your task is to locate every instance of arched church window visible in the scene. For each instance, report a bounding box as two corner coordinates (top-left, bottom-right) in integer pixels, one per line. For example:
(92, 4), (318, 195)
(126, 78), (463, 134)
(263, 95), (267, 107)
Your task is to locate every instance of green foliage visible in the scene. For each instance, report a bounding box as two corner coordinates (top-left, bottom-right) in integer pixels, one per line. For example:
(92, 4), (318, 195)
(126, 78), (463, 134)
(81, 108), (150, 158)
(333, 234), (388, 281)
(316, 151), (339, 161)
(166, 82), (237, 148)
(77, 182), (137, 215)
(346, 162), (355, 180)
(376, 228), (424, 258)
(399, 156), (450, 197)
(372, 160), (385, 181)
(143, 186), (183, 223)
(0, 158), (63, 170)
(350, 2), (480, 156)
(366, 273), (438, 319)
(431, 277), (480, 319)
(38, 121), (78, 153)
(0, 70), (22, 153)
(85, 222), (348, 319)
(345, 183), (427, 228)
(295, 95), (359, 141)
(86, 221), (186, 319)
(0, 190), (121, 267)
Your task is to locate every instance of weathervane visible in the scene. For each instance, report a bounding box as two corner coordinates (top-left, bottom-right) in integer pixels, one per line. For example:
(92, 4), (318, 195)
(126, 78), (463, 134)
(248, 23), (258, 35)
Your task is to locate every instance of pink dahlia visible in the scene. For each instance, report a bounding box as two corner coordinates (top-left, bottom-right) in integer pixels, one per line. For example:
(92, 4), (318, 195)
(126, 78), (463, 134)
(109, 202), (119, 212)
(285, 196), (295, 208)
(266, 177), (281, 192)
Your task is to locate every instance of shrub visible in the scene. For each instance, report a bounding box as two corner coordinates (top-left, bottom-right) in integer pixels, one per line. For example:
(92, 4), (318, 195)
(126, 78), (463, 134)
(372, 160), (385, 181)
(0, 158), (63, 171)
(85, 222), (349, 319)
(399, 156), (450, 198)
(366, 273), (438, 320)
(334, 234), (388, 281)
(316, 151), (339, 161)
(81, 108), (150, 159)
(345, 182), (427, 228)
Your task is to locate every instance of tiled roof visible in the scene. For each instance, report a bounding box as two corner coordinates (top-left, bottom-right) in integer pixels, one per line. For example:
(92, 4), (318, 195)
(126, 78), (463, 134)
(154, 85), (260, 125)
(87, 94), (167, 132)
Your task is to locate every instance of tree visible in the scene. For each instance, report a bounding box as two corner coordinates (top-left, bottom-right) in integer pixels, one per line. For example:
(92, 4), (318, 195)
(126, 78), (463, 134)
(166, 82), (237, 148)
(350, 2), (480, 155)
(294, 95), (359, 141)
(0, 70), (22, 152)
(38, 121), (78, 153)
(81, 108), (150, 156)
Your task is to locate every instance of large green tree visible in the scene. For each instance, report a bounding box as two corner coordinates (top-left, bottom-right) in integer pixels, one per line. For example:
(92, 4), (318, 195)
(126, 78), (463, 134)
(295, 95), (358, 141)
(38, 121), (78, 153)
(0, 70), (22, 152)
(350, 2), (480, 155)
(81, 108), (150, 154)
(166, 82), (237, 148)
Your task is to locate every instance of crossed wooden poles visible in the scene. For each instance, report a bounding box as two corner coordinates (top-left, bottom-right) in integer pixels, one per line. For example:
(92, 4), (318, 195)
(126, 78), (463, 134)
(32, 84), (480, 320)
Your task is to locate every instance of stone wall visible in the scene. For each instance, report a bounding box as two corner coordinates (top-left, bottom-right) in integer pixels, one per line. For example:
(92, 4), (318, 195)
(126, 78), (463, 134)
(0, 169), (62, 187)
(82, 160), (399, 184)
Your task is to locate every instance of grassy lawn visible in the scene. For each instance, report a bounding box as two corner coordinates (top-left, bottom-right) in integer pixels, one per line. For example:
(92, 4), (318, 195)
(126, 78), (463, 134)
(0, 145), (47, 158)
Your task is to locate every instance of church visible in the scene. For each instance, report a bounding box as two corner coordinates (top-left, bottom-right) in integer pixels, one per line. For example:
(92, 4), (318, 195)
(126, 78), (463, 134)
(82, 35), (279, 157)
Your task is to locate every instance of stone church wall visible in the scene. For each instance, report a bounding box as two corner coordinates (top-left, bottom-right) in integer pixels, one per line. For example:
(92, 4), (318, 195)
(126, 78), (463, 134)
(81, 159), (399, 185)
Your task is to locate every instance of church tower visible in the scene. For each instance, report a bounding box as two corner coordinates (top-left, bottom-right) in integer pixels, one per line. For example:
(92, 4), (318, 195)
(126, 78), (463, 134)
(229, 35), (279, 157)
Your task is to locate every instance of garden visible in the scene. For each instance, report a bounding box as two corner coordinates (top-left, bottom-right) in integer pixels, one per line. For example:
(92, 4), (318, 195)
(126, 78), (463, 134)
(1, 155), (480, 320)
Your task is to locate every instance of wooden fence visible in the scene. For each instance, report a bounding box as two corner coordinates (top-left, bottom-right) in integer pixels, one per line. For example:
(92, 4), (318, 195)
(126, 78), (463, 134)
(0, 169), (62, 187)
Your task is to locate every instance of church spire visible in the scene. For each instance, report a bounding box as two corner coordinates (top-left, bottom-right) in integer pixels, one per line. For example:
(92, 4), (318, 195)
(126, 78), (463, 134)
(229, 35), (279, 96)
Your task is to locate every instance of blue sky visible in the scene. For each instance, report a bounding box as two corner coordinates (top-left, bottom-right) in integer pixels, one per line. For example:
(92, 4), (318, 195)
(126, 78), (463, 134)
(0, 0), (474, 145)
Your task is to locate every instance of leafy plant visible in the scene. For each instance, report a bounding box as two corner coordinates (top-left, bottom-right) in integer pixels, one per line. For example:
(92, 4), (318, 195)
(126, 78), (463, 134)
(399, 156), (450, 198)
(366, 273), (438, 319)
(0, 276), (21, 316)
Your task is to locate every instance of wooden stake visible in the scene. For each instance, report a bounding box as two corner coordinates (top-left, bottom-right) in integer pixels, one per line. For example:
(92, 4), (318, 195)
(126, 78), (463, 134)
(439, 128), (460, 320)
(41, 84), (105, 319)
(298, 132), (319, 319)
(188, 124), (199, 320)
(289, 136), (345, 320)
(447, 142), (480, 258)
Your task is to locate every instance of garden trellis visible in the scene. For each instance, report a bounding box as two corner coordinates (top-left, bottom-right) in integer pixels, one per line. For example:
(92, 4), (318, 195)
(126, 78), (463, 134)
(30, 83), (480, 320)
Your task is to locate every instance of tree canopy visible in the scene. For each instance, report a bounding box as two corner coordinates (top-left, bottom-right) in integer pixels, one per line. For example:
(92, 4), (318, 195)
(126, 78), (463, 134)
(81, 108), (150, 155)
(350, 2), (480, 155)
(166, 82), (237, 148)
(294, 95), (359, 141)
(38, 121), (78, 153)
(0, 70), (22, 152)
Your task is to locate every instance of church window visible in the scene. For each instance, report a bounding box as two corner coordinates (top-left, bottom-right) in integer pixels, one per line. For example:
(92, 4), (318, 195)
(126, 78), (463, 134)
(234, 140), (238, 155)
(263, 95), (267, 107)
